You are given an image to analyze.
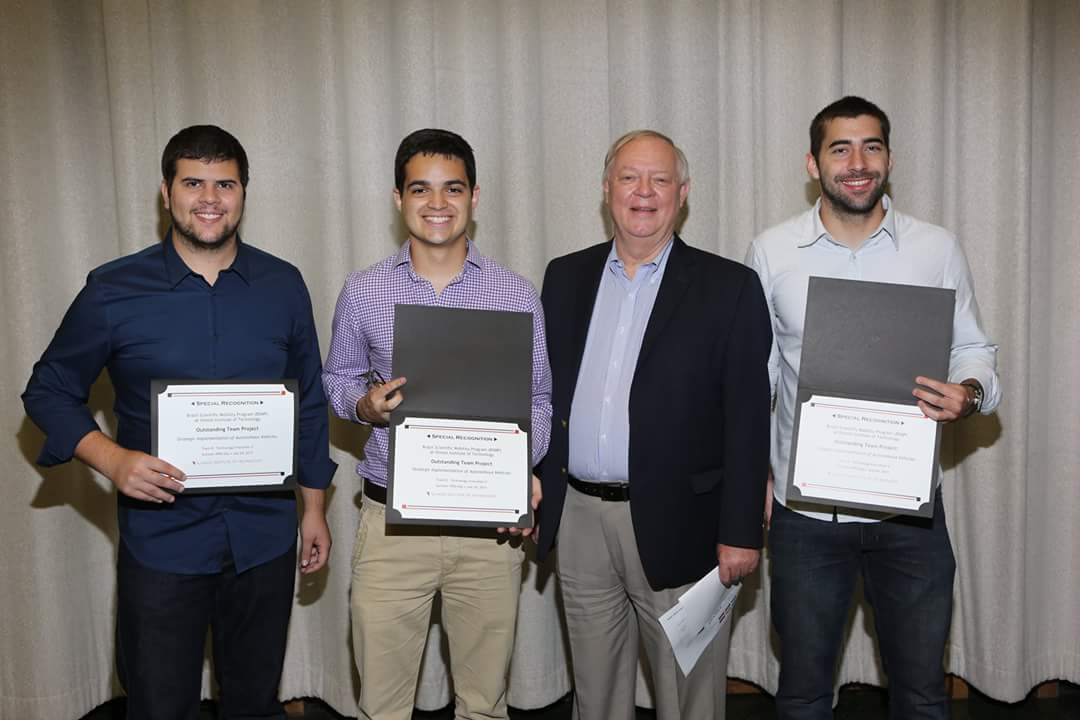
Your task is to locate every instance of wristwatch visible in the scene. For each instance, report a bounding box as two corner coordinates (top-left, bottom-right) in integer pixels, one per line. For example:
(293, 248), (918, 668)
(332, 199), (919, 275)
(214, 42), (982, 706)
(961, 380), (984, 417)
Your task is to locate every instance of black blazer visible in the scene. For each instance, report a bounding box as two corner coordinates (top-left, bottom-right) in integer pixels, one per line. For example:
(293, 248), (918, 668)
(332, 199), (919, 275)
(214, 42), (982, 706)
(536, 236), (772, 590)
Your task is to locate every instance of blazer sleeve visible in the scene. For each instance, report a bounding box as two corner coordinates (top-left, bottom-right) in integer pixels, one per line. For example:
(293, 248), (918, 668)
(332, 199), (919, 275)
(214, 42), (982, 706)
(716, 268), (773, 548)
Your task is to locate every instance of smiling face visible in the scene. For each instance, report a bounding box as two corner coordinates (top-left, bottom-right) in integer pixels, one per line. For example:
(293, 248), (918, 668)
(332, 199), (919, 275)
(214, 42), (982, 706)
(603, 135), (689, 250)
(394, 153), (477, 251)
(808, 114), (893, 218)
(161, 158), (245, 251)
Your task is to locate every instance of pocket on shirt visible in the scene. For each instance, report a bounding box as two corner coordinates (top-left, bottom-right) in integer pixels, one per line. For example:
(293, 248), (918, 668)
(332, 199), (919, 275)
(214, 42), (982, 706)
(689, 468), (723, 494)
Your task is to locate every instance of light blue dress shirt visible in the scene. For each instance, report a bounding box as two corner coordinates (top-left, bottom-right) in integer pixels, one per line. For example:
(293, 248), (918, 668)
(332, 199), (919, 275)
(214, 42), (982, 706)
(746, 196), (1001, 522)
(569, 239), (673, 484)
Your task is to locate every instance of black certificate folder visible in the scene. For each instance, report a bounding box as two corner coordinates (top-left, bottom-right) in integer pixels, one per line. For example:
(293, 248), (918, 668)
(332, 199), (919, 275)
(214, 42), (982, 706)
(386, 305), (534, 528)
(785, 277), (955, 517)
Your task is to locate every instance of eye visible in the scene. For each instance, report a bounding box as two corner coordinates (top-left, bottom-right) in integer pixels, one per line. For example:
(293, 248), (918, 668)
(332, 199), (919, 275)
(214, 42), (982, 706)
(183, 179), (201, 188)
(216, 181), (235, 190)
(410, 187), (428, 195)
(447, 186), (463, 195)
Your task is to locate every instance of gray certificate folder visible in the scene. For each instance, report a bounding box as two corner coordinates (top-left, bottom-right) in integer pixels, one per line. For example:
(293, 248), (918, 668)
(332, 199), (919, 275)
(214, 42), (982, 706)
(386, 304), (534, 527)
(785, 277), (954, 517)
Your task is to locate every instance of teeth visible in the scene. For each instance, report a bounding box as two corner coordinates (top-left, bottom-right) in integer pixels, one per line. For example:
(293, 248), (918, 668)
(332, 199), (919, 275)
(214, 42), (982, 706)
(426, 216), (451, 222)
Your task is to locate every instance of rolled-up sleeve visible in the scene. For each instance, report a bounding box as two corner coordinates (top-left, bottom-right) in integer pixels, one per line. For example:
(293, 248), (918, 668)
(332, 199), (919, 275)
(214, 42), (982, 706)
(22, 276), (110, 466)
(944, 243), (1002, 413)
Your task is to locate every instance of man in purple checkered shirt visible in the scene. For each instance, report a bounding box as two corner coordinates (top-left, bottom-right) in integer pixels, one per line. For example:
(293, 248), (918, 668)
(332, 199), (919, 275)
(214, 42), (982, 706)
(322, 128), (552, 720)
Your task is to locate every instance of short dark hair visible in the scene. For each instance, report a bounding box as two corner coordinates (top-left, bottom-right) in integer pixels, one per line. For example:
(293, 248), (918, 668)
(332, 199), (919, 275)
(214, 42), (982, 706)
(810, 96), (891, 160)
(161, 125), (249, 188)
(394, 129), (476, 193)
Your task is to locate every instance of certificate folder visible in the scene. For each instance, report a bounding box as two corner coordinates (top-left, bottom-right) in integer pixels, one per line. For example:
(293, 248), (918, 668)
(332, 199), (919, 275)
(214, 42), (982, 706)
(785, 278), (954, 517)
(386, 305), (534, 528)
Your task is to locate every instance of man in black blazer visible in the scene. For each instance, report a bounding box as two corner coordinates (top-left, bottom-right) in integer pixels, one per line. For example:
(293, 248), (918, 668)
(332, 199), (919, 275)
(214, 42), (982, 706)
(536, 130), (772, 719)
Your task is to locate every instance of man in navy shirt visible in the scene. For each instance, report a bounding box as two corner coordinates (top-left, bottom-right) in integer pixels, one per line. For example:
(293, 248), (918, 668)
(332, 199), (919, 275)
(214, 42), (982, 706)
(22, 125), (336, 719)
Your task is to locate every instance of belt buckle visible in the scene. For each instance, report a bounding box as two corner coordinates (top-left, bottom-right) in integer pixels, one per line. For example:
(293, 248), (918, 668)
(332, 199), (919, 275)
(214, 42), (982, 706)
(600, 484), (627, 501)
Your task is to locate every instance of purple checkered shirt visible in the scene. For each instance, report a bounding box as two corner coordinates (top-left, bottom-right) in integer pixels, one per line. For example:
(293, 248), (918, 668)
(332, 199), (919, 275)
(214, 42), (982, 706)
(323, 240), (553, 487)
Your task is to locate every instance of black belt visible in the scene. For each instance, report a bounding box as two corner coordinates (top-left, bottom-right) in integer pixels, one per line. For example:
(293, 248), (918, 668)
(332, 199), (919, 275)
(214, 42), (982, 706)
(568, 475), (630, 502)
(362, 480), (387, 504)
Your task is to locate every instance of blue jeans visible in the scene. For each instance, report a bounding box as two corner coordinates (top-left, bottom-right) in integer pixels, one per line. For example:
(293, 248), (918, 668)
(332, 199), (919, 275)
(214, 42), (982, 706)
(769, 493), (956, 719)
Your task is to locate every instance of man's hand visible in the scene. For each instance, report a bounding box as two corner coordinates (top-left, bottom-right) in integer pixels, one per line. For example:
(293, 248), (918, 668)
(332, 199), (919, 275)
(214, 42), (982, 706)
(76, 431), (185, 503)
(299, 487), (331, 574)
(497, 474), (542, 538)
(913, 376), (974, 423)
(356, 376), (407, 425)
(764, 470), (775, 531)
(717, 544), (760, 588)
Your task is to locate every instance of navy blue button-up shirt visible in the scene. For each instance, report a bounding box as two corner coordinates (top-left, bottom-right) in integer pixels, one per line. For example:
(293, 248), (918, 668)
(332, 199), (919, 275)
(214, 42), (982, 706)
(23, 235), (337, 574)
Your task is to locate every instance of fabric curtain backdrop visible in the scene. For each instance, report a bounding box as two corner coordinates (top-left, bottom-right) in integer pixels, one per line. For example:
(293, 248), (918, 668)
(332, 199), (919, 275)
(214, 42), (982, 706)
(2, 1), (1078, 717)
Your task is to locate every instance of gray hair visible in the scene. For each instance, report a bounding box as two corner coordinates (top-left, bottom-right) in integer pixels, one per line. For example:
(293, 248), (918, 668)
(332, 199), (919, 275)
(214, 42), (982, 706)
(602, 129), (690, 185)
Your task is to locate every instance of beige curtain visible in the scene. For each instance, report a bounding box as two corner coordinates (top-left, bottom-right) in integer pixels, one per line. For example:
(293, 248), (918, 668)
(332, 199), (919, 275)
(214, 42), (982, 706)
(2, 1), (1078, 717)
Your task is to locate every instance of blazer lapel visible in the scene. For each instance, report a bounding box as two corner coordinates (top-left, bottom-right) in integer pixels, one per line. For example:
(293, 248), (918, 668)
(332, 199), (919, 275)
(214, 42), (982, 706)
(636, 235), (692, 370)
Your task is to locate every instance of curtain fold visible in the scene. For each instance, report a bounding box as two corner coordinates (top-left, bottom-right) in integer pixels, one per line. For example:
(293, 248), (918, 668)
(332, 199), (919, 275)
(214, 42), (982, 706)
(2, 1), (1077, 717)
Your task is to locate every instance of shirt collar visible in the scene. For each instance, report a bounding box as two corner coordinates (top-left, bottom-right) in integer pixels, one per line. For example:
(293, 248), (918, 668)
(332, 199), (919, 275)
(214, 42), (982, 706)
(394, 239), (484, 276)
(162, 230), (251, 287)
(801, 194), (899, 251)
(607, 236), (674, 281)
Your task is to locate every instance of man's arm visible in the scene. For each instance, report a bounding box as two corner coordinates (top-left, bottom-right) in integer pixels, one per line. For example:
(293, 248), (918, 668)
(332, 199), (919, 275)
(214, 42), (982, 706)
(913, 240), (1001, 422)
(716, 268), (774, 586)
(287, 272), (338, 571)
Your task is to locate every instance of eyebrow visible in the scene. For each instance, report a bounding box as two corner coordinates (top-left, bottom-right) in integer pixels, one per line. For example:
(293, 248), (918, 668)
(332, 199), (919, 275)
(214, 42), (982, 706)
(827, 137), (885, 149)
(406, 179), (468, 189)
(179, 176), (237, 184)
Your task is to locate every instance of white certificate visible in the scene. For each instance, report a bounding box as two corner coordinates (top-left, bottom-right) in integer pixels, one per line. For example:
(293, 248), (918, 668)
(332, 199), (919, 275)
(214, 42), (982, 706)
(388, 416), (530, 527)
(151, 380), (297, 492)
(659, 568), (740, 676)
(790, 394), (937, 512)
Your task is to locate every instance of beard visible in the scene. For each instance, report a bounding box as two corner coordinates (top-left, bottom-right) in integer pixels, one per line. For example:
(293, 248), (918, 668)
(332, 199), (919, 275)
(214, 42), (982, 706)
(819, 171), (887, 217)
(170, 208), (241, 251)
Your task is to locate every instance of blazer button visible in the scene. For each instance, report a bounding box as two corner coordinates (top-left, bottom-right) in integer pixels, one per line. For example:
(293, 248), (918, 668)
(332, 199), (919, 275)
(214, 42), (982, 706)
(561, 419), (568, 428)
(561, 467), (567, 474)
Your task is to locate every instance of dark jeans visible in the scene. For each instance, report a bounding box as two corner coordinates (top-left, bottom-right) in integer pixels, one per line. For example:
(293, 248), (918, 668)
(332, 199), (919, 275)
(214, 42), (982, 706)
(769, 493), (956, 720)
(116, 543), (296, 720)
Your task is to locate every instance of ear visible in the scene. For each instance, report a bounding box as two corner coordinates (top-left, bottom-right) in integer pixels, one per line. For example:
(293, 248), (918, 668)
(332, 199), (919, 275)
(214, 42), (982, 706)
(470, 184), (479, 211)
(393, 188), (402, 212)
(678, 179), (690, 208)
(887, 150), (895, 174)
(602, 177), (611, 207)
(160, 180), (171, 209)
(806, 152), (821, 181)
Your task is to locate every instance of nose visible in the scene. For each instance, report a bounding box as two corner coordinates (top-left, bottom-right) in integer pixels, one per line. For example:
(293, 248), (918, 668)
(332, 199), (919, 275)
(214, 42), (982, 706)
(849, 147), (867, 170)
(633, 176), (654, 197)
(428, 190), (449, 208)
(199, 183), (221, 204)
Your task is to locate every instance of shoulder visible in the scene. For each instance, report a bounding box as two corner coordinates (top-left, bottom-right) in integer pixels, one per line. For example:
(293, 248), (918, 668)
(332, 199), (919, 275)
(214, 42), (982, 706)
(893, 208), (961, 254)
(338, 253), (400, 296)
(474, 254), (541, 309)
(87, 243), (163, 284)
(545, 241), (611, 275)
(750, 207), (815, 256)
(675, 237), (758, 284)
(242, 243), (307, 284)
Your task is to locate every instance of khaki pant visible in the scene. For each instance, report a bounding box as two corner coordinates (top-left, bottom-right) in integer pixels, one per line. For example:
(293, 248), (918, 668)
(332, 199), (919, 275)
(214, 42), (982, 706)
(558, 484), (731, 720)
(351, 498), (524, 720)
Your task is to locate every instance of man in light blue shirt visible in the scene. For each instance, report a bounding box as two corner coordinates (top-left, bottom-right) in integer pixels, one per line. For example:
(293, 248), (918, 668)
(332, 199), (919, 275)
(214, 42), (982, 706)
(747, 96), (1001, 719)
